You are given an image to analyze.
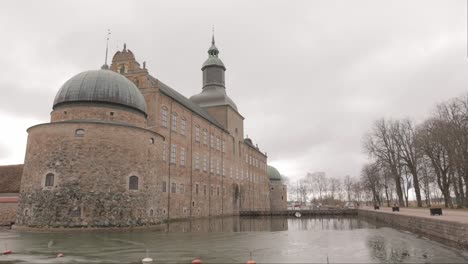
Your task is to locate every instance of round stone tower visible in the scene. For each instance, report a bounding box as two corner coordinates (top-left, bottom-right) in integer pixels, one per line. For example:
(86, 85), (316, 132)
(16, 69), (164, 229)
(268, 165), (288, 211)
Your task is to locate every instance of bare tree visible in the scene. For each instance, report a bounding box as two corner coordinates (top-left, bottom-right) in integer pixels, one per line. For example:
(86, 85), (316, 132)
(361, 162), (382, 206)
(364, 119), (405, 206)
(417, 118), (453, 208)
(392, 119), (423, 207)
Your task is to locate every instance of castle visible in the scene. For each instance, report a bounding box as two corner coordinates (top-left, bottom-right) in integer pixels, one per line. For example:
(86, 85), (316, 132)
(5, 36), (287, 228)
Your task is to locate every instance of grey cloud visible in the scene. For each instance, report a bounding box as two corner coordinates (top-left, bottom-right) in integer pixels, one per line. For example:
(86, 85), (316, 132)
(0, 0), (466, 180)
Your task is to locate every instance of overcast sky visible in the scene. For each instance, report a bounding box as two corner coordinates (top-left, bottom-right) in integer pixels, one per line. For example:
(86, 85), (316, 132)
(0, 0), (467, 181)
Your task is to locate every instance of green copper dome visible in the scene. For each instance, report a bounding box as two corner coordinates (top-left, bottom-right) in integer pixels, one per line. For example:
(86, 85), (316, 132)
(267, 165), (282, 181)
(53, 69), (147, 114)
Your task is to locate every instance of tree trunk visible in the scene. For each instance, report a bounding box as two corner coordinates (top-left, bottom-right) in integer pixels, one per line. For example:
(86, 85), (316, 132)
(409, 167), (422, 207)
(394, 172), (405, 206)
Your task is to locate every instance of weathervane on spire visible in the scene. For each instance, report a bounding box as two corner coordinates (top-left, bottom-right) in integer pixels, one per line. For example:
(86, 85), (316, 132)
(102, 29), (111, 69)
(212, 25), (215, 45)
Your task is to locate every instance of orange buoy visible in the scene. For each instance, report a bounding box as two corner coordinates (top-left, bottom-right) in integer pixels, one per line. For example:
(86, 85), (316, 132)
(192, 258), (202, 264)
(246, 261), (256, 264)
(3, 250), (12, 255)
(57, 253), (64, 258)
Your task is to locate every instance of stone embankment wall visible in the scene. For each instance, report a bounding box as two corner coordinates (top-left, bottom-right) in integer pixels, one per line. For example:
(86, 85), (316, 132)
(358, 209), (468, 249)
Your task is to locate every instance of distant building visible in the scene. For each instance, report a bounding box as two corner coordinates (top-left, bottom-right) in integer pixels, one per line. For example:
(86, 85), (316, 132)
(267, 166), (287, 211)
(0, 36), (287, 229)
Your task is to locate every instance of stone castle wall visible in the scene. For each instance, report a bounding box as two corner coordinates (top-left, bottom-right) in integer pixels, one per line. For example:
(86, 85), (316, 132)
(51, 103), (147, 127)
(17, 121), (164, 228)
(0, 200), (17, 226)
(270, 181), (287, 211)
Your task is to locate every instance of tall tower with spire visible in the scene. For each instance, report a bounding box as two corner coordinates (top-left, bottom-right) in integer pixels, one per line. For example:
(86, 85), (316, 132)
(190, 33), (244, 146)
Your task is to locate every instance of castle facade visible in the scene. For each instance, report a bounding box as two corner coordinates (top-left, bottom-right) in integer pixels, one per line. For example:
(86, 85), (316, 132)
(14, 37), (286, 228)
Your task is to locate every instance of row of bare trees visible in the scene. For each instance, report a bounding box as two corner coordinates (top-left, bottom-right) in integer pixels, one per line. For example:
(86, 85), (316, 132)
(288, 172), (364, 206)
(362, 94), (468, 208)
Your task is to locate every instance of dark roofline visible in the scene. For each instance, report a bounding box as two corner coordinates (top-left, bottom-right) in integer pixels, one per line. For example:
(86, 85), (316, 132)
(148, 75), (228, 132)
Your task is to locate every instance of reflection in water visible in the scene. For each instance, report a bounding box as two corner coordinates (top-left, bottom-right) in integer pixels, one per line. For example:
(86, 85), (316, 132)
(0, 216), (467, 264)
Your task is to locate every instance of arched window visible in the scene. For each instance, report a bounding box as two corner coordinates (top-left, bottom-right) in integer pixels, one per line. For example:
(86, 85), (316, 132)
(119, 64), (126, 74)
(45, 173), (54, 187)
(75, 129), (85, 137)
(150, 138), (154, 144)
(149, 209), (154, 217)
(129, 176), (139, 190)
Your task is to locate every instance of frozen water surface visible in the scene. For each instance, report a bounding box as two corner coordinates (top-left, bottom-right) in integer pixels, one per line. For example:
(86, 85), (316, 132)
(0, 216), (467, 263)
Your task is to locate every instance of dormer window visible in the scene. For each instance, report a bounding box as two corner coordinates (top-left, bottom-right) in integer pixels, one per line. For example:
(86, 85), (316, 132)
(119, 64), (126, 74)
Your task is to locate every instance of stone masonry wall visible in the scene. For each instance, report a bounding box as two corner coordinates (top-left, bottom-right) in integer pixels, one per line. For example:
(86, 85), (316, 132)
(0, 202), (17, 226)
(17, 121), (163, 228)
(358, 209), (468, 249)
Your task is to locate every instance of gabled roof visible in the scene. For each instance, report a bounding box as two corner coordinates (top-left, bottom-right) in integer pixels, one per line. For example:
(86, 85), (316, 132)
(0, 164), (23, 193)
(148, 75), (225, 130)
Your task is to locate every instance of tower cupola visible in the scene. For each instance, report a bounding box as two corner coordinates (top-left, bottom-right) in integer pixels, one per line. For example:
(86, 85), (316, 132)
(190, 33), (237, 111)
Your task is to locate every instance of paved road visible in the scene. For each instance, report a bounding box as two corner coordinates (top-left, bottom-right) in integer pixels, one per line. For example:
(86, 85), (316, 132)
(360, 206), (468, 225)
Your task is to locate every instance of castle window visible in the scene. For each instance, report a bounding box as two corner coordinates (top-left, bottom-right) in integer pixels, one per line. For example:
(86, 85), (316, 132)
(129, 176), (139, 190)
(150, 138), (154, 144)
(110, 111), (114, 116)
(161, 107), (168, 128)
(217, 186), (220, 196)
(24, 209), (30, 216)
(171, 183), (176, 193)
(162, 143), (167, 161)
(210, 185), (214, 196)
(195, 153), (200, 170)
(193, 201), (195, 207)
(202, 156), (207, 172)
(216, 137), (220, 151)
(222, 163), (225, 176)
(210, 134), (214, 148)
(64, 111), (67, 115)
(195, 126), (200, 142)
(222, 140), (225, 153)
(149, 209), (154, 217)
(181, 118), (186, 135)
(281, 196), (284, 200)
(70, 207), (81, 217)
(216, 160), (220, 175)
(203, 129), (207, 145)
(171, 112), (178, 131)
(210, 158), (214, 174)
(195, 183), (199, 194)
(45, 173), (54, 187)
(162, 181), (167, 192)
(180, 147), (186, 166)
(203, 185), (207, 195)
(170, 144), (177, 164)
(179, 184), (185, 193)
(75, 129), (85, 137)
(271, 187), (274, 190)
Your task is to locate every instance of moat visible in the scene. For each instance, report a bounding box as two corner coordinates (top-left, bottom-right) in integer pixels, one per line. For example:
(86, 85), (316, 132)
(1, 216), (467, 264)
